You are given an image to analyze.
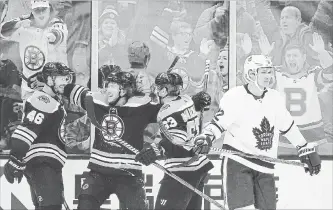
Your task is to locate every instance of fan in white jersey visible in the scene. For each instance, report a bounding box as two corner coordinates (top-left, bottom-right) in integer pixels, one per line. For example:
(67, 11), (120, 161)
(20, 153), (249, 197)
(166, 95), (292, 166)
(0, 0), (68, 100)
(193, 55), (321, 210)
(273, 37), (333, 153)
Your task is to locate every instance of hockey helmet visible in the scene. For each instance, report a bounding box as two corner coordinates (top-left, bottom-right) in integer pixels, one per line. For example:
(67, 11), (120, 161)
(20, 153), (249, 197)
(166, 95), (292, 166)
(169, 72), (183, 90)
(42, 62), (75, 84)
(128, 41), (150, 65)
(106, 71), (136, 90)
(98, 64), (122, 88)
(243, 55), (273, 83)
(155, 72), (182, 95)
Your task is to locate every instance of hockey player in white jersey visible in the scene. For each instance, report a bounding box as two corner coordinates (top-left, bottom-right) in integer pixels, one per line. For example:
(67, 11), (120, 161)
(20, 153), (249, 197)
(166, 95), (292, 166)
(135, 72), (214, 210)
(0, 0), (68, 100)
(193, 55), (321, 210)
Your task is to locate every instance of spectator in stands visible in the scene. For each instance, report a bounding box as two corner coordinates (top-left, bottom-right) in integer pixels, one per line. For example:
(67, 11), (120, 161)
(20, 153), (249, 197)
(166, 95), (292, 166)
(98, 5), (127, 68)
(263, 6), (319, 67)
(0, 0), (68, 100)
(261, 33), (333, 155)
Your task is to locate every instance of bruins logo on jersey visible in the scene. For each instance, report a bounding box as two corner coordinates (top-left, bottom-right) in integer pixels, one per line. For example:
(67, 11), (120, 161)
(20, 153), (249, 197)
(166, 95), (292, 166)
(24, 45), (46, 71)
(101, 114), (125, 144)
(252, 117), (274, 151)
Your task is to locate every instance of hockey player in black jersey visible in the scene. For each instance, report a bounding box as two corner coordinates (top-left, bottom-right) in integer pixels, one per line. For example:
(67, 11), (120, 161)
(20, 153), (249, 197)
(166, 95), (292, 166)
(135, 72), (214, 210)
(3, 62), (75, 210)
(63, 65), (162, 210)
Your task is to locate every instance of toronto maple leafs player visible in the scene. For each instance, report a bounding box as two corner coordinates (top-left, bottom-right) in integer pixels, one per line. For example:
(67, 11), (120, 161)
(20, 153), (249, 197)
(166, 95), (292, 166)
(193, 55), (321, 210)
(3, 62), (75, 210)
(135, 72), (214, 210)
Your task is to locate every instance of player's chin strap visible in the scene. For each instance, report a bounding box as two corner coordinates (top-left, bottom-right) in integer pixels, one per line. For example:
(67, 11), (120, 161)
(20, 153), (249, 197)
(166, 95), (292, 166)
(158, 121), (310, 168)
(84, 95), (226, 210)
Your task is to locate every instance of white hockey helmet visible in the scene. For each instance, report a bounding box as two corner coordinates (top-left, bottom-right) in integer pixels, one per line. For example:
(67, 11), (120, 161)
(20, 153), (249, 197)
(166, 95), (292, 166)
(243, 55), (273, 83)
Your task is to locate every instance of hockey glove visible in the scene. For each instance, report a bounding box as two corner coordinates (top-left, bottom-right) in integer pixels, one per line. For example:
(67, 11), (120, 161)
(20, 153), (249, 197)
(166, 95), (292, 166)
(135, 143), (162, 166)
(192, 134), (212, 155)
(4, 155), (26, 184)
(297, 143), (321, 175)
(191, 91), (211, 112)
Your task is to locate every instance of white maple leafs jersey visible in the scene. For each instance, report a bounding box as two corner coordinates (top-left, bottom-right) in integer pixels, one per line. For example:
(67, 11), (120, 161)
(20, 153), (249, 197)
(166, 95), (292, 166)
(157, 95), (213, 172)
(275, 67), (331, 146)
(1, 17), (68, 94)
(205, 85), (294, 174)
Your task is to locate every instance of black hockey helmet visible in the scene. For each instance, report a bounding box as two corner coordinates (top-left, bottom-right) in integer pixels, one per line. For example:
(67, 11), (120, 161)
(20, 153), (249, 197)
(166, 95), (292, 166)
(191, 91), (211, 112)
(42, 62), (75, 84)
(128, 41), (150, 65)
(98, 64), (122, 88)
(106, 71), (136, 90)
(155, 72), (182, 95)
(169, 72), (183, 90)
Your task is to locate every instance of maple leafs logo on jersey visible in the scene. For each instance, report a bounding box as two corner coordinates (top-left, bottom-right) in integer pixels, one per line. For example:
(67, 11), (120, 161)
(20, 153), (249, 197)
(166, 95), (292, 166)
(252, 117), (274, 151)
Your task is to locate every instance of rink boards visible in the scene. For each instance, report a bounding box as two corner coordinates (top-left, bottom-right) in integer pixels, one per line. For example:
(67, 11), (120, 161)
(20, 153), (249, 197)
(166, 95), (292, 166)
(0, 158), (332, 210)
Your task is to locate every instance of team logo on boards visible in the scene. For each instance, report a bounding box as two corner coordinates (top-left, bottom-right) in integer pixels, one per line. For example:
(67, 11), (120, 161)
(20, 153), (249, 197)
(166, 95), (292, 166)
(252, 117), (274, 151)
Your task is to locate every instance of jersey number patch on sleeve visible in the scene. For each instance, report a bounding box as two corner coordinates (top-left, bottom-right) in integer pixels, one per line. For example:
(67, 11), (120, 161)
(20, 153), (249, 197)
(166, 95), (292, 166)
(26, 110), (45, 124)
(284, 88), (307, 116)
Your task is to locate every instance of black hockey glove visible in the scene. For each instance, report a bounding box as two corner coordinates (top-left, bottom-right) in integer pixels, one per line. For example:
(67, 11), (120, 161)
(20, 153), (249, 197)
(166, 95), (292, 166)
(4, 155), (26, 184)
(193, 134), (212, 155)
(297, 143), (321, 176)
(135, 143), (162, 166)
(191, 91), (211, 112)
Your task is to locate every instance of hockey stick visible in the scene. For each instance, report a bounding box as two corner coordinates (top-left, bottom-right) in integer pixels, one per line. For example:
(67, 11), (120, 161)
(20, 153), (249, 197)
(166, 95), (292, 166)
(167, 55), (180, 72)
(199, 60), (210, 132)
(158, 122), (307, 167)
(84, 95), (225, 210)
(0, 0), (8, 23)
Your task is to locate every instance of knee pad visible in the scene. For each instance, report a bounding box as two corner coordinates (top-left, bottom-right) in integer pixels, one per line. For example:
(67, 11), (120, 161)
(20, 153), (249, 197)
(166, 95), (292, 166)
(39, 205), (62, 210)
(77, 194), (100, 210)
(235, 204), (256, 210)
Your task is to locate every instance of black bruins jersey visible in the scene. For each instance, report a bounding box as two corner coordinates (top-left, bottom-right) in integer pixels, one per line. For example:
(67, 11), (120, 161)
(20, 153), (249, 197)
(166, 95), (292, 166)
(65, 85), (161, 176)
(157, 95), (213, 173)
(10, 90), (67, 169)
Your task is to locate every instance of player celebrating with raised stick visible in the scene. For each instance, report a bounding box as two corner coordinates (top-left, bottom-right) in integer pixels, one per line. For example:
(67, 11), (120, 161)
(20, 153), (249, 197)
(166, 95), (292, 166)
(63, 65), (162, 210)
(193, 55), (321, 210)
(3, 62), (75, 210)
(135, 72), (213, 210)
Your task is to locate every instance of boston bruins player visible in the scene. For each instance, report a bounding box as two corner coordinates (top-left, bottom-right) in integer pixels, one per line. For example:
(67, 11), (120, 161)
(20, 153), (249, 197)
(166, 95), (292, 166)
(135, 72), (213, 210)
(193, 55), (321, 210)
(4, 62), (75, 210)
(63, 65), (162, 210)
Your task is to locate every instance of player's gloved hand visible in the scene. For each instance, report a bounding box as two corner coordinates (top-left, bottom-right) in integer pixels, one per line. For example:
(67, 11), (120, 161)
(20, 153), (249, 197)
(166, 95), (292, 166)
(192, 134), (212, 155)
(297, 142), (321, 175)
(135, 143), (162, 166)
(4, 155), (26, 184)
(4, 120), (21, 139)
(191, 91), (211, 112)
